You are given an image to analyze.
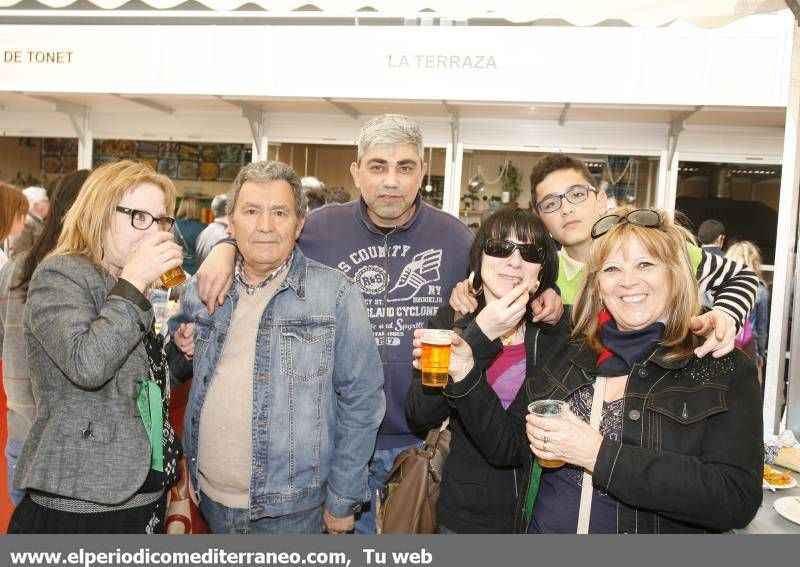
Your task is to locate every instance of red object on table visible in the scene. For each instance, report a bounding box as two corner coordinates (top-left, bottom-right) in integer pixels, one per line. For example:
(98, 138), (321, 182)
(0, 360), (13, 533)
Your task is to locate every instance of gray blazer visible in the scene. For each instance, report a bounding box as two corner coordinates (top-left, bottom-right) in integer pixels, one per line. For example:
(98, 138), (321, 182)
(14, 254), (155, 505)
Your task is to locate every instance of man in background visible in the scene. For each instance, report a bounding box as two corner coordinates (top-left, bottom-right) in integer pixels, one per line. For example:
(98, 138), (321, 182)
(194, 194), (230, 268)
(697, 219), (726, 257)
(10, 186), (49, 258)
(302, 176), (327, 211)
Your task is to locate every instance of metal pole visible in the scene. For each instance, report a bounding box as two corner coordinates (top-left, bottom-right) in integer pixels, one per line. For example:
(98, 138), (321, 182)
(764, 23), (800, 436)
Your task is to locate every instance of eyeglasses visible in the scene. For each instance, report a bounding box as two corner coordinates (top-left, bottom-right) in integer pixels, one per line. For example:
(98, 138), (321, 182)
(115, 206), (175, 232)
(590, 208), (662, 239)
(535, 184), (597, 214)
(484, 239), (545, 263)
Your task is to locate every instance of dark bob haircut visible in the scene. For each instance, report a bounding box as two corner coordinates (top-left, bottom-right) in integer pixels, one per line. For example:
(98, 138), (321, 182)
(468, 208), (558, 305)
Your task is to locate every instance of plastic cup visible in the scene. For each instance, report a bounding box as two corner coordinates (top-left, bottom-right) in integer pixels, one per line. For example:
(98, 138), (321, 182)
(420, 329), (452, 387)
(528, 399), (566, 468)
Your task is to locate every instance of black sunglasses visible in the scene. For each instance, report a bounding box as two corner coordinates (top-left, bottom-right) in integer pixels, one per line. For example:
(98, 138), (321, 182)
(591, 209), (662, 239)
(484, 239), (545, 263)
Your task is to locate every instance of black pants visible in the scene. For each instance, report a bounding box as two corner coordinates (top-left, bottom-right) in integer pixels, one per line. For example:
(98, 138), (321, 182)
(8, 492), (167, 534)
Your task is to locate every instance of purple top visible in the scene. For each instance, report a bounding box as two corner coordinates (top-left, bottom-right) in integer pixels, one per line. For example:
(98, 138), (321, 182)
(486, 343), (526, 410)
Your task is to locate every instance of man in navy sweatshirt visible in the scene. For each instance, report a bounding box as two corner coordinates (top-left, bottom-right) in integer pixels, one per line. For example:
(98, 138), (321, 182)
(195, 114), (474, 533)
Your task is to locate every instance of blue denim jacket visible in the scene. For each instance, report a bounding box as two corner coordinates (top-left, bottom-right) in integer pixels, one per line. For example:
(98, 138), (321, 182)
(178, 248), (385, 519)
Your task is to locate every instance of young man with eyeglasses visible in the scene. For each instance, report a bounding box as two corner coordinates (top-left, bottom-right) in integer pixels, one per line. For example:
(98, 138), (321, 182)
(539, 153), (759, 355)
(452, 153), (758, 357)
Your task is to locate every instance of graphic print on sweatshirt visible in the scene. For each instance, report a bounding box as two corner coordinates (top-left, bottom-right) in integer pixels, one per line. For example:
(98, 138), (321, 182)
(337, 245), (444, 347)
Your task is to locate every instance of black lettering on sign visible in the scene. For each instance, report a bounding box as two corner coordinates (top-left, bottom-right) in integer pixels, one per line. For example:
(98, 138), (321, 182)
(25, 50), (74, 64)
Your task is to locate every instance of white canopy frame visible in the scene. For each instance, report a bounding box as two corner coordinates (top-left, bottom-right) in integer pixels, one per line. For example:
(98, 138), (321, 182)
(0, 1), (790, 28)
(0, 2), (798, 435)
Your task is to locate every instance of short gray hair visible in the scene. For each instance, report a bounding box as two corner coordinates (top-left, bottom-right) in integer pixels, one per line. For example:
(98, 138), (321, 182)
(227, 161), (307, 219)
(301, 176), (325, 192)
(210, 194), (229, 218)
(356, 114), (424, 163)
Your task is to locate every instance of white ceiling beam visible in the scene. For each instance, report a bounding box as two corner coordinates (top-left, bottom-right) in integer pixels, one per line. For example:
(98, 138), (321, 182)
(214, 96), (264, 115)
(323, 98), (359, 120)
(114, 94), (173, 114)
(17, 92), (89, 141)
(213, 96), (268, 156)
(20, 92), (85, 117)
(666, 105), (704, 169)
(329, 97), (444, 106)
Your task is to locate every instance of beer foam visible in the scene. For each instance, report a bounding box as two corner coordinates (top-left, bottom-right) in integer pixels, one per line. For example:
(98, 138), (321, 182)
(421, 330), (452, 346)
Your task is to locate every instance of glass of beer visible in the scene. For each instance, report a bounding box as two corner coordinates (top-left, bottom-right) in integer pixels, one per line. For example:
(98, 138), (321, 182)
(420, 329), (452, 387)
(159, 220), (188, 288)
(528, 399), (566, 468)
(159, 266), (186, 289)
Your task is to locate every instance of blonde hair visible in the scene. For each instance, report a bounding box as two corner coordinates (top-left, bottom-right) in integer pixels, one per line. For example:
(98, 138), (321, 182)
(51, 160), (176, 267)
(0, 183), (28, 242)
(571, 207), (701, 362)
(176, 196), (202, 221)
(726, 241), (764, 283)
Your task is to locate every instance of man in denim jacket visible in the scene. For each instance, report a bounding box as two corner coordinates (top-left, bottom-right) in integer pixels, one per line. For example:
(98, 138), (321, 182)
(174, 161), (385, 534)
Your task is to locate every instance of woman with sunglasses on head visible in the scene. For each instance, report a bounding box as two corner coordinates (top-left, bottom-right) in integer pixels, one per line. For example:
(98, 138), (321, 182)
(406, 208), (563, 533)
(415, 207), (763, 534)
(8, 160), (186, 534)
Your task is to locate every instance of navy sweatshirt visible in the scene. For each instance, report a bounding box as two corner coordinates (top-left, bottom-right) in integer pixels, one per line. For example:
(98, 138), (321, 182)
(299, 194), (473, 449)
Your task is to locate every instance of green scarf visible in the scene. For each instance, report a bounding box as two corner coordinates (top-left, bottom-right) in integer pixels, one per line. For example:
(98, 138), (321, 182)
(136, 380), (164, 472)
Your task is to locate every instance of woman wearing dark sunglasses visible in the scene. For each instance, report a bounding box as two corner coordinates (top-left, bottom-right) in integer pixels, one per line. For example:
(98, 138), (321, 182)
(427, 207), (762, 534)
(407, 208), (564, 533)
(8, 161), (186, 533)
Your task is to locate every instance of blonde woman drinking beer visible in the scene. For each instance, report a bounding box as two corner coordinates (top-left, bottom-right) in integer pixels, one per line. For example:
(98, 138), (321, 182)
(9, 160), (186, 533)
(407, 208), (561, 533)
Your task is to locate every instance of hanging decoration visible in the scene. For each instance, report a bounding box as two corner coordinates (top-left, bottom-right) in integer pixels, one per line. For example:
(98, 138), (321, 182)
(605, 156), (638, 205)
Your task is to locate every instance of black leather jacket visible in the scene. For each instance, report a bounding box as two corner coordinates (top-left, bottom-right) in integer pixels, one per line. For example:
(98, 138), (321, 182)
(447, 322), (764, 534)
(405, 306), (569, 533)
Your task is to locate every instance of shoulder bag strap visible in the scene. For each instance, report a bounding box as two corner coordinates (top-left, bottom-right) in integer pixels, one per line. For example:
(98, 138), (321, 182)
(576, 376), (606, 534)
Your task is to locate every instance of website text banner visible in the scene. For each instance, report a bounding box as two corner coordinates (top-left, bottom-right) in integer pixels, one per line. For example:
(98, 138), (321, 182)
(0, 534), (794, 567)
(0, 17), (792, 106)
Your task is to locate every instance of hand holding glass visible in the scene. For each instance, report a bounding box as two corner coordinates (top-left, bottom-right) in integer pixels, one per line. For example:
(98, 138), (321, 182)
(528, 399), (566, 468)
(419, 329), (453, 387)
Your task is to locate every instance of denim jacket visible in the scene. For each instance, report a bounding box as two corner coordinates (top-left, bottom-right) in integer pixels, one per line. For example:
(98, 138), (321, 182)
(178, 247), (385, 519)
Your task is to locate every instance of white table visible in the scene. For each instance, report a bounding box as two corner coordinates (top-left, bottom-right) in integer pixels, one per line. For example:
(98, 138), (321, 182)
(735, 466), (800, 534)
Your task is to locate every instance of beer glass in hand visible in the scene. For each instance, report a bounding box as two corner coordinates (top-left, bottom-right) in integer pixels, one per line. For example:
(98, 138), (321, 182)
(160, 222), (188, 288)
(528, 400), (566, 468)
(419, 329), (453, 387)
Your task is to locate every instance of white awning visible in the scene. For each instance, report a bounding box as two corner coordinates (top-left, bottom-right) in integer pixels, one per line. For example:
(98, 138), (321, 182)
(0, 0), (790, 28)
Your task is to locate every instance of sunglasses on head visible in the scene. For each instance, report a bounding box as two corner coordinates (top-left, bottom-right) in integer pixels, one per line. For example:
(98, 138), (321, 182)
(591, 209), (662, 239)
(484, 239), (545, 263)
